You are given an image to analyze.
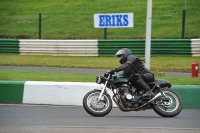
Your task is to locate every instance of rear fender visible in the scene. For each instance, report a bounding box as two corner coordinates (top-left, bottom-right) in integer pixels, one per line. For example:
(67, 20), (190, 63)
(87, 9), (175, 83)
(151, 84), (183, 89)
(156, 79), (172, 88)
(148, 79), (171, 88)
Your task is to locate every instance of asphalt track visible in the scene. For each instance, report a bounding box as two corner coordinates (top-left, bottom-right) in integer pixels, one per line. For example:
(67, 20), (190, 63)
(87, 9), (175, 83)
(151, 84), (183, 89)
(0, 105), (200, 133)
(0, 66), (199, 77)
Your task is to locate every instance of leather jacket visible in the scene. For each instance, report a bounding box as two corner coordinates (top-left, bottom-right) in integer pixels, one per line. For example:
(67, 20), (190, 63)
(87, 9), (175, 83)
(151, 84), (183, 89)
(114, 48), (151, 75)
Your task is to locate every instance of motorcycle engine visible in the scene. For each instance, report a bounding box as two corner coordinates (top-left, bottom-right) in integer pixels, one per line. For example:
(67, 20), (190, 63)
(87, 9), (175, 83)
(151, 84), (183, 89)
(118, 84), (140, 107)
(119, 84), (137, 101)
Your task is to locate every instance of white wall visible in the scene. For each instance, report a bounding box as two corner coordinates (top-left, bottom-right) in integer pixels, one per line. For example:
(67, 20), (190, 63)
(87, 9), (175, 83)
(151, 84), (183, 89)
(23, 81), (116, 106)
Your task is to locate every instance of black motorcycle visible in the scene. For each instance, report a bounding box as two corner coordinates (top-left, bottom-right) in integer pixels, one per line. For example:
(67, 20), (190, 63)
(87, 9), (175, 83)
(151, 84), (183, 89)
(83, 71), (182, 117)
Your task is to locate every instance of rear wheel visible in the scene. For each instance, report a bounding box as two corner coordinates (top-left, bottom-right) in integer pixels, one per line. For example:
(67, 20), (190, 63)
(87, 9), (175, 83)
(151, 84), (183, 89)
(152, 88), (182, 117)
(83, 90), (112, 117)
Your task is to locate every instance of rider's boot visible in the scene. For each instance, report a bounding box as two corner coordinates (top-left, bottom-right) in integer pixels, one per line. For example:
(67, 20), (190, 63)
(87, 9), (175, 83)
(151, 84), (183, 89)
(135, 80), (154, 97)
(130, 74), (154, 97)
(142, 90), (154, 97)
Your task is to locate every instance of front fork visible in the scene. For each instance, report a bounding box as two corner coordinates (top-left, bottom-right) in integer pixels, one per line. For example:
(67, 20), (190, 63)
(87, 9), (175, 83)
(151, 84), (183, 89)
(98, 74), (111, 102)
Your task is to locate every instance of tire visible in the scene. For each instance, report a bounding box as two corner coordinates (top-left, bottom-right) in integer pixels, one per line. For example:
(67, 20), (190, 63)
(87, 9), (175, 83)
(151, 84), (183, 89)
(83, 90), (112, 117)
(152, 88), (182, 117)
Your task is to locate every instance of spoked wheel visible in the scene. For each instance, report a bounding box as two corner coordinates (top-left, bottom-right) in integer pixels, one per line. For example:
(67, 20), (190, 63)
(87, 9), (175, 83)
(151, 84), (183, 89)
(152, 88), (182, 117)
(83, 90), (112, 117)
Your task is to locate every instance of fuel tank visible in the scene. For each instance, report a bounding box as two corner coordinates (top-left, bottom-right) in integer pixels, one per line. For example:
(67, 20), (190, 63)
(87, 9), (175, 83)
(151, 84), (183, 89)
(112, 74), (130, 83)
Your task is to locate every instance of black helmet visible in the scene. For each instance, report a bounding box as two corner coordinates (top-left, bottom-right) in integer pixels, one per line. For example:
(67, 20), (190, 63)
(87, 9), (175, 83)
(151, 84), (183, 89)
(115, 48), (132, 64)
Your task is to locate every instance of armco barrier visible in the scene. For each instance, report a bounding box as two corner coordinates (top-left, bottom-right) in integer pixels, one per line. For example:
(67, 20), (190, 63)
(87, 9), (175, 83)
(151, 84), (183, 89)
(98, 39), (191, 56)
(191, 39), (200, 56)
(0, 39), (19, 53)
(0, 81), (200, 109)
(19, 40), (98, 56)
(0, 39), (200, 56)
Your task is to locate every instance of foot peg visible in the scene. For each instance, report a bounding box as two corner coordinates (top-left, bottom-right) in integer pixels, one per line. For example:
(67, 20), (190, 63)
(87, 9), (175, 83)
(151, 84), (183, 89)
(142, 91), (154, 97)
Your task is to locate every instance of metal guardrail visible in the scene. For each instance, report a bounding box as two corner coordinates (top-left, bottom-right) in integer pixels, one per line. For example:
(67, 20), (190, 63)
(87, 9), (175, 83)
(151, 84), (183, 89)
(0, 39), (19, 53)
(19, 40), (98, 56)
(0, 39), (199, 56)
(98, 39), (191, 56)
(191, 39), (200, 56)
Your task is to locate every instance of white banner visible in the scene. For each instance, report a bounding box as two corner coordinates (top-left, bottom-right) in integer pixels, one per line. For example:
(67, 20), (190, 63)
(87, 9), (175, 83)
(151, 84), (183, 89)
(94, 13), (134, 28)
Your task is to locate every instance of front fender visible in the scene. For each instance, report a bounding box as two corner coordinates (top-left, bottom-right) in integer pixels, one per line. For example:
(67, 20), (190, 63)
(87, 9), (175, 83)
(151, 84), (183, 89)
(93, 89), (111, 98)
(94, 89), (102, 91)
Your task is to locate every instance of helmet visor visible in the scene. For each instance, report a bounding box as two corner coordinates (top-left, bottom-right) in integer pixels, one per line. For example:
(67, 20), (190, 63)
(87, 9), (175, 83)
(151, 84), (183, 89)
(115, 49), (126, 58)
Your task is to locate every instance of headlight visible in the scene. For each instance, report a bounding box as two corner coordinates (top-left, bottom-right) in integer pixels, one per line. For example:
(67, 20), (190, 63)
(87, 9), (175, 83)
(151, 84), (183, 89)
(96, 75), (102, 84)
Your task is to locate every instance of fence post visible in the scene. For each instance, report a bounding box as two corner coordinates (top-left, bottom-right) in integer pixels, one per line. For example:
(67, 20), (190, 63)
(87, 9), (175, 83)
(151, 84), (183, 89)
(104, 28), (107, 40)
(39, 13), (42, 39)
(182, 9), (186, 38)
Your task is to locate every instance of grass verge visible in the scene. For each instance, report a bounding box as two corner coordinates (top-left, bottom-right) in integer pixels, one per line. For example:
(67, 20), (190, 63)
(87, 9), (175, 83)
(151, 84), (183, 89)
(0, 54), (200, 72)
(0, 70), (199, 85)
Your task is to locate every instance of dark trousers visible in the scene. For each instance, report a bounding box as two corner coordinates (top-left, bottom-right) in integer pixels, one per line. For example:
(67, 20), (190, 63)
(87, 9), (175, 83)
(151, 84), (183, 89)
(130, 73), (154, 91)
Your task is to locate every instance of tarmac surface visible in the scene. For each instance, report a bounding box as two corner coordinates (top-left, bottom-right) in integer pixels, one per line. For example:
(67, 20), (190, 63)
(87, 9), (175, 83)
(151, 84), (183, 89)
(0, 105), (200, 133)
(0, 66), (199, 77)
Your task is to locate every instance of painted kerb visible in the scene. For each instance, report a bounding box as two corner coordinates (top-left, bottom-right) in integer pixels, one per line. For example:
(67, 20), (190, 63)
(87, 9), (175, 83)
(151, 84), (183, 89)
(0, 80), (25, 103)
(171, 85), (200, 109)
(0, 81), (199, 109)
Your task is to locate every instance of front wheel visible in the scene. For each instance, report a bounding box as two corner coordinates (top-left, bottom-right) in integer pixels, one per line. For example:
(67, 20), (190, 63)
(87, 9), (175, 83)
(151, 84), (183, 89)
(83, 90), (112, 117)
(152, 88), (182, 117)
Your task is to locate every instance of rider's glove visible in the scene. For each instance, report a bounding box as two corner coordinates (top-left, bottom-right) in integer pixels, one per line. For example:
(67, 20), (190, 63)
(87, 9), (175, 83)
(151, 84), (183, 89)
(109, 70), (116, 75)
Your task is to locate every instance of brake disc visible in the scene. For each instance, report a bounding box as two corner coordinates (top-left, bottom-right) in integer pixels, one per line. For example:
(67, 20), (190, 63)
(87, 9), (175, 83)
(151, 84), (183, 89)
(90, 96), (106, 110)
(162, 96), (173, 108)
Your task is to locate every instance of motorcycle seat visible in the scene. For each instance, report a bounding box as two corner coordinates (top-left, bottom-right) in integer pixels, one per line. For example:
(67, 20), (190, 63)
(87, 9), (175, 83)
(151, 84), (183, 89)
(147, 79), (171, 88)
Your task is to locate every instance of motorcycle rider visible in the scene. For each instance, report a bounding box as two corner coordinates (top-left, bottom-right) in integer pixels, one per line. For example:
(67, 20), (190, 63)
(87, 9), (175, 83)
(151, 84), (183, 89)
(109, 48), (154, 97)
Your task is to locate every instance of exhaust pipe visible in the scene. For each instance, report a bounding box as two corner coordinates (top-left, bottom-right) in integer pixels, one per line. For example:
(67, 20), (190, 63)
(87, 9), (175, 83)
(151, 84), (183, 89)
(148, 92), (162, 103)
(139, 92), (162, 108)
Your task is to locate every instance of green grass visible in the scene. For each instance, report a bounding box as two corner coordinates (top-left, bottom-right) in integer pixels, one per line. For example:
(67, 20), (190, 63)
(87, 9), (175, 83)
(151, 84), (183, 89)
(0, 69), (199, 85)
(0, 0), (199, 39)
(0, 54), (199, 72)
(0, 54), (200, 84)
(0, 70), (96, 82)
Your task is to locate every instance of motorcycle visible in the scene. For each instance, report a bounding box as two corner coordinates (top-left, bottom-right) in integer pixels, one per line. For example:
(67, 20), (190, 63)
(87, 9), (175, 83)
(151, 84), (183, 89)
(83, 71), (182, 117)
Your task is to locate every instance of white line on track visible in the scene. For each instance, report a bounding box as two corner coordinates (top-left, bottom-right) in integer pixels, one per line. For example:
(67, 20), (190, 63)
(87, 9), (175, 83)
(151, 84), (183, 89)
(1, 126), (200, 130)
